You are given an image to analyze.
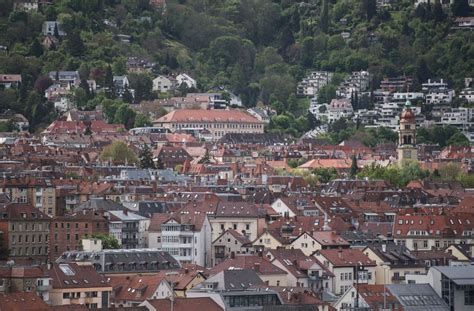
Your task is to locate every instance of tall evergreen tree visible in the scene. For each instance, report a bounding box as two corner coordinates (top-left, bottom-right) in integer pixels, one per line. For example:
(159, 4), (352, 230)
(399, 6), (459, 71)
(198, 149), (211, 164)
(122, 86), (133, 104)
(452, 0), (470, 17)
(53, 23), (60, 38)
(364, 0), (377, 21)
(30, 38), (43, 57)
(104, 65), (115, 98)
(79, 78), (91, 99)
(320, 0), (329, 34)
(432, 0), (446, 22)
(350, 155), (358, 178)
(139, 145), (155, 169)
(66, 31), (85, 57)
(307, 111), (318, 130)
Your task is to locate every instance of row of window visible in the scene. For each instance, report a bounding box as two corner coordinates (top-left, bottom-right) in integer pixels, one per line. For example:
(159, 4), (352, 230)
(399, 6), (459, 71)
(54, 222), (106, 229)
(220, 223), (251, 231)
(11, 234), (48, 243)
(174, 123), (263, 130)
(10, 246), (48, 256)
(11, 223), (48, 231)
(63, 291), (99, 299)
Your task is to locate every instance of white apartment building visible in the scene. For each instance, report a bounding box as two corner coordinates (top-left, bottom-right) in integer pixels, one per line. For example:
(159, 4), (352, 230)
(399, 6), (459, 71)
(460, 88), (474, 103)
(297, 71), (333, 97)
(148, 213), (211, 267)
(107, 210), (149, 249)
(439, 108), (474, 131)
(393, 92), (424, 101)
(314, 249), (376, 296)
(327, 98), (353, 123)
(336, 71), (370, 99)
(426, 89), (455, 104)
(422, 78), (449, 92)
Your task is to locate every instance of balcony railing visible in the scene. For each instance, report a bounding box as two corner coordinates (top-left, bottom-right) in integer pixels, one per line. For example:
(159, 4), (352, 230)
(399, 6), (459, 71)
(392, 275), (406, 281)
(36, 285), (52, 291)
(309, 274), (328, 281)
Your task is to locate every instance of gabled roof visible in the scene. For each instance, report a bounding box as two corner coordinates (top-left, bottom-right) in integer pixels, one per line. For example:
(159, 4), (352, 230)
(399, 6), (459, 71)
(145, 297), (223, 311)
(0, 292), (51, 311)
(317, 249), (376, 267)
(311, 231), (350, 247)
(213, 229), (252, 245)
(387, 284), (448, 311)
(209, 255), (287, 276)
(110, 274), (167, 302)
(155, 109), (263, 124)
(50, 263), (110, 289)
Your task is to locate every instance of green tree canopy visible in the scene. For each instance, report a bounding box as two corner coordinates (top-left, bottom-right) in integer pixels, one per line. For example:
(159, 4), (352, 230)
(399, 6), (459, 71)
(83, 233), (120, 249)
(100, 141), (138, 165)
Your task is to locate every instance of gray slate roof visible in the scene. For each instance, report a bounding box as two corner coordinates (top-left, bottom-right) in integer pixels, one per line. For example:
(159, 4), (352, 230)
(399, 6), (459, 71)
(387, 284), (448, 311)
(433, 265), (474, 285)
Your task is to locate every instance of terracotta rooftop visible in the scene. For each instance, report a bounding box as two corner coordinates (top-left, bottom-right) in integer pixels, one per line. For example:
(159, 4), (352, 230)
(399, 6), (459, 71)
(209, 255), (287, 276)
(155, 109), (263, 124)
(0, 292), (51, 311)
(145, 297), (223, 311)
(317, 249), (376, 267)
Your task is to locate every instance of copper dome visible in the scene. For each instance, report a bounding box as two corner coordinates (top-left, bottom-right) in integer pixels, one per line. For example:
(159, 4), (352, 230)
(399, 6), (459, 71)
(400, 108), (415, 121)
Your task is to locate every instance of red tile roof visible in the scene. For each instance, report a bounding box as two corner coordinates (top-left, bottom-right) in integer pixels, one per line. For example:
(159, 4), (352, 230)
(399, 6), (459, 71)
(155, 109), (263, 124)
(357, 284), (401, 310)
(50, 263), (110, 289)
(0, 74), (21, 83)
(318, 249), (376, 267)
(298, 159), (352, 170)
(109, 274), (167, 302)
(311, 231), (350, 247)
(146, 297), (223, 311)
(393, 213), (474, 238)
(209, 255), (288, 276)
(0, 292), (51, 311)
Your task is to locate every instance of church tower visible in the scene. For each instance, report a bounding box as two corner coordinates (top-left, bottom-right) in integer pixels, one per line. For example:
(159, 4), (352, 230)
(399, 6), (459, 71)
(397, 101), (418, 163)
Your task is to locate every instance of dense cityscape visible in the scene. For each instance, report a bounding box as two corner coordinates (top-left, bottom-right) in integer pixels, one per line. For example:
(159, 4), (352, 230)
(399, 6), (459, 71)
(0, 0), (473, 311)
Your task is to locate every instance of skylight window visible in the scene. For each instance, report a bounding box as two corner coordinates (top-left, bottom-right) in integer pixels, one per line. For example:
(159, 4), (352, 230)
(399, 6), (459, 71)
(59, 264), (75, 276)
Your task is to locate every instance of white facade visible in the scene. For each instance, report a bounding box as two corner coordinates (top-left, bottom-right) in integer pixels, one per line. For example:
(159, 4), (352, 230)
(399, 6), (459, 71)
(297, 71), (333, 97)
(393, 92), (424, 100)
(328, 99), (353, 123)
(460, 88), (474, 103)
(426, 90), (455, 105)
(176, 73), (196, 89)
(314, 254), (376, 296)
(107, 210), (149, 249)
(148, 216), (211, 267)
(152, 75), (176, 93)
(270, 198), (296, 217)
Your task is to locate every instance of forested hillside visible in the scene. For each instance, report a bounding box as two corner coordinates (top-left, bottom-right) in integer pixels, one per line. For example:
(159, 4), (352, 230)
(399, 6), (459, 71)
(0, 0), (473, 132)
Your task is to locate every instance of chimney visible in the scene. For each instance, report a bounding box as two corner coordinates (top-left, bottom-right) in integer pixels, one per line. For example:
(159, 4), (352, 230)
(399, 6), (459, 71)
(184, 268), (189, 274)
(338, 250), (343, 259)
(382, 244), (387, 253)
(230, 251), (235, 259)
(123, 209), (128, 216)
(254, 262), (260, 273)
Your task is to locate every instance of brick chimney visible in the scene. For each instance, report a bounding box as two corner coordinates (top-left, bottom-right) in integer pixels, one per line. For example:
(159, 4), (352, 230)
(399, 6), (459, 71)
(254, 262), (260, 273)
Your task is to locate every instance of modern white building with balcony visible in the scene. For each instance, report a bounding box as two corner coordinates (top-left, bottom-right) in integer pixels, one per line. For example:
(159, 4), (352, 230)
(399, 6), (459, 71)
(148, 213), (211, 267)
